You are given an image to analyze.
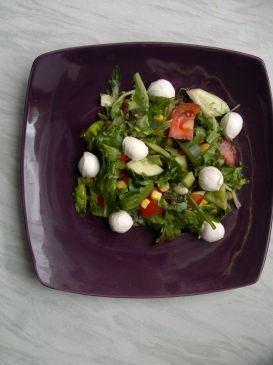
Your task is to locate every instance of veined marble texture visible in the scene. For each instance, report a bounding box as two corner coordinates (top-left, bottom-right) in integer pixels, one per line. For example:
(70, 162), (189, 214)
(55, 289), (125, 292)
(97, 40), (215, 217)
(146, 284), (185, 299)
(0, 0), (273, 364)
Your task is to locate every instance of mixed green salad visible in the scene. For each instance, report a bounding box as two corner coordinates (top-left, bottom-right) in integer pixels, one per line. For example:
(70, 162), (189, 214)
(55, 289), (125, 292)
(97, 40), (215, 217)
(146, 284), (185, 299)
(73, 66), (247, 245)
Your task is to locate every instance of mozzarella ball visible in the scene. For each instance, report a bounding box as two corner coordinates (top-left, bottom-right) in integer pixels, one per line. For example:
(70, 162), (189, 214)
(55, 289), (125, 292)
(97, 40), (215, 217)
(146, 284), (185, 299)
(220, 112), (243, 139)
(147, 79), (175, 98)
(78, 152), (100, 178)
(200, 221), (225, 242)
(174, 183), (188, 195)
(122, 136), (148, 161)
(109, 210), (134, 233)
(198, 166), (224, 191)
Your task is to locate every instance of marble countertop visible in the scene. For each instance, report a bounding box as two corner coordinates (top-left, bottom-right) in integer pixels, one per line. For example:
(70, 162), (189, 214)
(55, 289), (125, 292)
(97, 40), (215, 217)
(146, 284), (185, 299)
(1, 1), (273, 364)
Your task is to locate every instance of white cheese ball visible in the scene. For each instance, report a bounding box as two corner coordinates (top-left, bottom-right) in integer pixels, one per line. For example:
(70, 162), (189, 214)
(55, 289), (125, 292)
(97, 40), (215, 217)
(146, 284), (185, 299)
(109, 210), (134, 233)
(78, 152), (100, 178)
(174, 183), (188, 195)
(200, 221), (225, 242)
(122, 136), (148, 161)
(220, 112), (243, 139)
(147, 79), (175, 98)
(198, 166), (224, 192)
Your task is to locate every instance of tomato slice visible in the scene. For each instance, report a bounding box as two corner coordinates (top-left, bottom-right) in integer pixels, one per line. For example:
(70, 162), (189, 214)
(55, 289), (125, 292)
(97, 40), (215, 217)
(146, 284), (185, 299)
(97, 195), (105, 207)
(169, 103), (201, 140)
(140, 195), (165, 217)
(120, 169), (129, 183)
(219, 139), (237, 166)
(191, 193), (204, 205)
(120, 153), (129, 162)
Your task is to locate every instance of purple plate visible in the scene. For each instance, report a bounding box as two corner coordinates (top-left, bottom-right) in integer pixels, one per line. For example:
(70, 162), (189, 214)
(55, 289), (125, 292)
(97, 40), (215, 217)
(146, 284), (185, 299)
(21, 42), (273, 297)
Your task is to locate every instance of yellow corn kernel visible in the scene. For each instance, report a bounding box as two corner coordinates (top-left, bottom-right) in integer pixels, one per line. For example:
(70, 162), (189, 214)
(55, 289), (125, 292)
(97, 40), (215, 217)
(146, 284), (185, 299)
(199, 199), (208, 206)
(116, 180), (128, 190)
(199, 143), (210, 153)
(158, 182), (169, 192)
(153, 114), (165, 122)
(151, 190), (162, 201)
(227, 191), (233, 200)
(141, 198), (151, 209)
(165, 137), (173, 146)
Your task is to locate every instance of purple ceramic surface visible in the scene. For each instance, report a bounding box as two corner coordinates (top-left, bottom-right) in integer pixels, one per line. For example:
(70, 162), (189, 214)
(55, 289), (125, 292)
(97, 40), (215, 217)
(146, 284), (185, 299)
(21, 42), (273, 297)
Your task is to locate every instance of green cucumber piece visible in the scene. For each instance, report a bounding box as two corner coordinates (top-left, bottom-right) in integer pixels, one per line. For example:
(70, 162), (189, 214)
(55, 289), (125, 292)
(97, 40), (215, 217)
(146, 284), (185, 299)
(204, 185), (228, 210)
(178, 141), (204, 167)
(175, 155), (188, 170)
(182, 171), (195, 188)
(186, 88), (230, 117)
(127, 158), (163, 176)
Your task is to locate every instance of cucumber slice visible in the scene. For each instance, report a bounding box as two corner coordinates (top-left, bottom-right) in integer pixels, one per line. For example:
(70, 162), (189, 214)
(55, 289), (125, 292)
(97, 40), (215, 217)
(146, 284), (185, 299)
(175, 155), (188, 170)
(178, 141), (204, 167)
(186, 88), (230, 117)
(182, 171), (195, 188)
(204, 185), (228, 210)
(127, 158), (163, 176)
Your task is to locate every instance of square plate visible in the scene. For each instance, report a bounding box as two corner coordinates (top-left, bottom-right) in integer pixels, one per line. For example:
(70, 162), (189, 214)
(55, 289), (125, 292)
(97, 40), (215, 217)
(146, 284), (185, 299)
(21, 42), (273, 297)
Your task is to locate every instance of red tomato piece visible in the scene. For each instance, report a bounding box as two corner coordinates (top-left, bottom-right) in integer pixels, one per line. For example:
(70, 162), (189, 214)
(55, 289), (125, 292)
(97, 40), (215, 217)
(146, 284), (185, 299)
(219, 139), (237, 166)
(97, 195), (105, 207)
(120, 169), (129, 183)
(120, 153), (129, 162)
(169, 103), (201, 140)
(191, 193), (204, 205)
(140, 195), (165, 217)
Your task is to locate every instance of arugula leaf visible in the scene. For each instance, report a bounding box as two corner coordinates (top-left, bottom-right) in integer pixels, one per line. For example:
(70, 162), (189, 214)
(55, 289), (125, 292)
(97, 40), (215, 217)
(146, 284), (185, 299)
(73, 178), (87, 213)
(120, 183), (154, 210)
(193, 126), (206, 144)
(203, 141), (223, 166)
(129, 73), (149, 114)
(97, 142), (121, 161)
(197, 111), (218, 130)
(148, 95), (176, 119)
(188, 195), (216, 229)
(221, 164), (248, 190)
(145, 141), (171, 159)
(111, 91), (133, 119)
(81, 121), (105, 151)
(88, 179), (109, 217)
(177, 209), (204, 233)
(109, 65), (121, 99)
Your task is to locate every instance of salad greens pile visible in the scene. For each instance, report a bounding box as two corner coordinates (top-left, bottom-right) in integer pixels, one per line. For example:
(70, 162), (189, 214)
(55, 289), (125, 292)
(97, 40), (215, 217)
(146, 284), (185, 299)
(74, 66), (247, 245)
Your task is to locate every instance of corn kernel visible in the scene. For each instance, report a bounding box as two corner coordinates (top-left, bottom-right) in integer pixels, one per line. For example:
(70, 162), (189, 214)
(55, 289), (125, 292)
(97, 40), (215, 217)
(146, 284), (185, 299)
(151, 190), (162, 201)
(153, 114), (165, 122)
(199, 199), (208, 206)
(116, 180), (128, 190)
(158, 182), (169, 192)
(141, 199), (151, 209)
(199, 143), (210, 153)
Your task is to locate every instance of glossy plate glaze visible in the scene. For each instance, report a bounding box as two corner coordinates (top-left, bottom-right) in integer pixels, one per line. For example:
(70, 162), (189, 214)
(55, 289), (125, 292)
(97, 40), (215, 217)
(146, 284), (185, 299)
(21, 43), (273, 297)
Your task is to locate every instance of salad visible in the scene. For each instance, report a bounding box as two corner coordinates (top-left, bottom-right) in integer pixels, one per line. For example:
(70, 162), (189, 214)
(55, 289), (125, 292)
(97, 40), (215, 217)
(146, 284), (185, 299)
(73, 66), (247, 245)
